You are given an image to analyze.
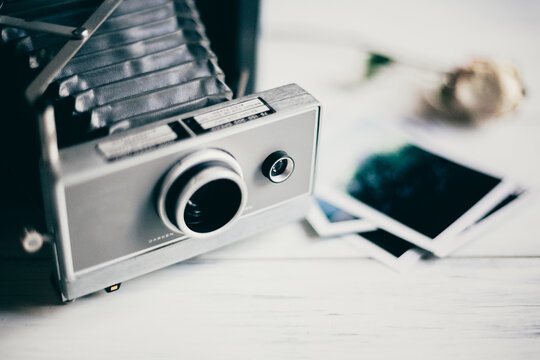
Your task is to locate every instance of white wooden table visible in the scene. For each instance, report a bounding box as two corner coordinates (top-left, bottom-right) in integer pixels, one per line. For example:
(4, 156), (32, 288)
(1, 1), (539, 359)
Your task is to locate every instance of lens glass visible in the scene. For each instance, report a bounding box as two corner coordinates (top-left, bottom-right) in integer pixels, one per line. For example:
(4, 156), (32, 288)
(183, 179), (242, 233)
(271, 159), (287, 177)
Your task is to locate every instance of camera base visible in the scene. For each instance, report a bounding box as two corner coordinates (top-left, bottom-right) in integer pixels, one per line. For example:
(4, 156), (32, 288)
(54, 194), (312, 302)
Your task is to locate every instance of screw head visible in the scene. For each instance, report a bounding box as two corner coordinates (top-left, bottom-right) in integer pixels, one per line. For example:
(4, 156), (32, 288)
(72, 27), (88, 40)
(21, 229), (44, 253)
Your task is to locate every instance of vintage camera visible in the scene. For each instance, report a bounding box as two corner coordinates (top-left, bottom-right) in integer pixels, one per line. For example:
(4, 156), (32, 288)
(0, 0), (320, 301)
(43, 84), (320, 301)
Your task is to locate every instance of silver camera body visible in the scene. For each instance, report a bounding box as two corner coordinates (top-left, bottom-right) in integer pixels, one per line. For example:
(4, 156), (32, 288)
(41, 84), (320, 301)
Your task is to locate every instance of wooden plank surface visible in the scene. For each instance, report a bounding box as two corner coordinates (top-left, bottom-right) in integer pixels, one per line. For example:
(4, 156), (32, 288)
(1, 257), (540, 359)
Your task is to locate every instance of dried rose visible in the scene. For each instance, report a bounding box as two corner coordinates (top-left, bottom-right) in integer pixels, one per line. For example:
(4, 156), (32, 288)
(437, 59), (525, 122)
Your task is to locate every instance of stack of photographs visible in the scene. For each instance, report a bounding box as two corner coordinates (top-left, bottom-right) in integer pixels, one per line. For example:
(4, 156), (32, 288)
(307, 122), (531, 272)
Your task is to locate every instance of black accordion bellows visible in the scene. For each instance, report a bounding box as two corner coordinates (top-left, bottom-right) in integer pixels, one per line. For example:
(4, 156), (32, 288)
(0, 0), (234, 245)
(0, 0), (233, 147)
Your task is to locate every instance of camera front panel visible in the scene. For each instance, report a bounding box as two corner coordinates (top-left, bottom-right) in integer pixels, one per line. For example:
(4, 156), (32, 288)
(61, 95), (319, 272)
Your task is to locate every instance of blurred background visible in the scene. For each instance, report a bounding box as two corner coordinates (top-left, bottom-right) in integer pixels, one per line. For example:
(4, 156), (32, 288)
(248, 0), (540, 256)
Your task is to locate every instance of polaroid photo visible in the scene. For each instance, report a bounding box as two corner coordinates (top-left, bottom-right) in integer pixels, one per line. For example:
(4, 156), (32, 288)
(306, 195), (376, 237)
(316, 121), (523, 257)
(440, 186), (533, 256)
(345, 229), (424, 272)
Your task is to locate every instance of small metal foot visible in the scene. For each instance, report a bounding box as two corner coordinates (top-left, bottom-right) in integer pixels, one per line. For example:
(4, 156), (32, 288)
(105, 283), (121, 293)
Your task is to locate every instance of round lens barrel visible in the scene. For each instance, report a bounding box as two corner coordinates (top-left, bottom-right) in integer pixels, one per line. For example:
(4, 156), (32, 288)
(262, 150), (295, 183)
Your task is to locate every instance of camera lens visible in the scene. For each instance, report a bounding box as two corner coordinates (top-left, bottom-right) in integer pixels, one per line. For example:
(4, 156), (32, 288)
(158, 149), (247, 238)
(271, 159), (287, 177)
(262, 151), (295, 183)
(183, 179), (242, 233)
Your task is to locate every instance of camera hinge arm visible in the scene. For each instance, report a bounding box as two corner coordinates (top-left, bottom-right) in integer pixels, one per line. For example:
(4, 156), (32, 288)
(0, 15), (89, 40)
(20, 0), (124, 105)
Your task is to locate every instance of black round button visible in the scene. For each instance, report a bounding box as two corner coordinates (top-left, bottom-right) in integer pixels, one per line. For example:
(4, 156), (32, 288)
(262, 151), (295, 183)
